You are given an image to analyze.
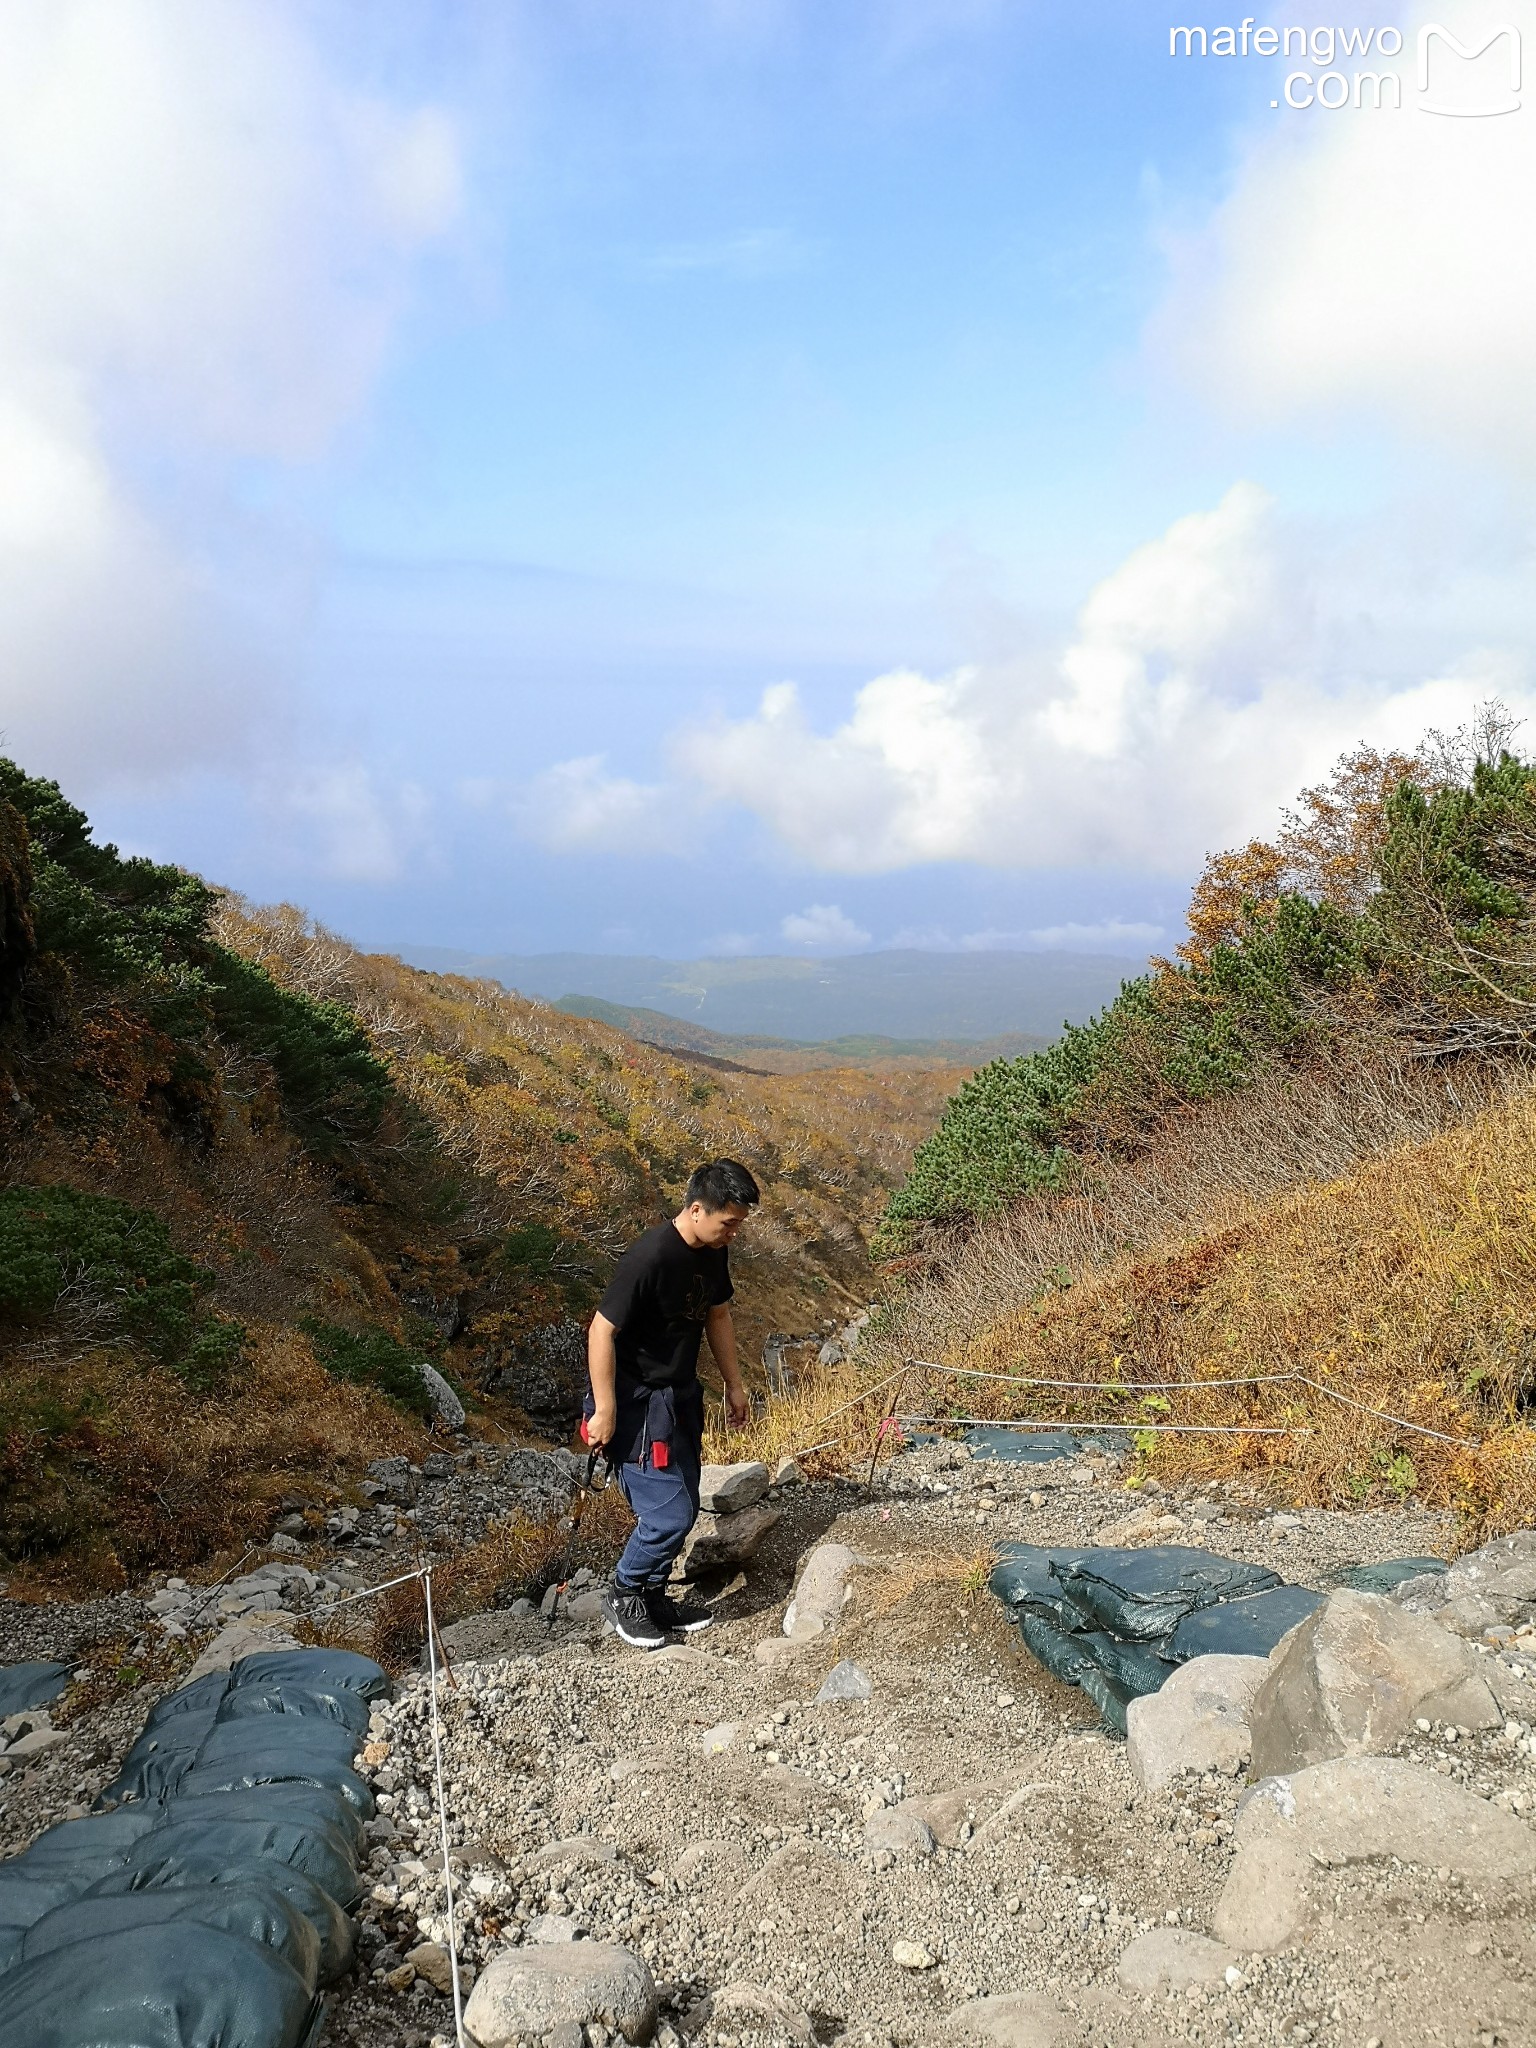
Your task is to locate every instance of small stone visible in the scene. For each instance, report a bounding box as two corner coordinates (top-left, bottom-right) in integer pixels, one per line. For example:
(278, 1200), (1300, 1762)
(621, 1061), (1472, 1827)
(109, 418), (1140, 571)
(771, 1457), (804, 1488)
(815, 1660), (873, 1704)
(697, 1462), (771, 1514)
(406, 1943), (457, 1996)
(387, 1962), (417, 1992)
(527, 1915), (581, 1944)
(784, 1544), (858, 1638)
(700, 1723), (738, 1755)
(892, 1940), (936, 1970)
(864, 1808), (936, 1858)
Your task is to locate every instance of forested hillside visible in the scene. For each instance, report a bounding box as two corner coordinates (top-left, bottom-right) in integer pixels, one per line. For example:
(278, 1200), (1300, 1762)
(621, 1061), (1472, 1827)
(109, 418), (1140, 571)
(0, 761), (957, 1585)
(772, 710), (1536, 1534)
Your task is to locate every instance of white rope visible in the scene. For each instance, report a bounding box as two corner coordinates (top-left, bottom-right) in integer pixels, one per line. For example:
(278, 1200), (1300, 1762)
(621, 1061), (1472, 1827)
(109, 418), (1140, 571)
(898, 1413), (1306, 1437)
(788, 1365), (912, 1456)
(423, 1568), (468, 2048)
(907, 1358), (1296, 1392)
(906, 1358), (1480, 1449)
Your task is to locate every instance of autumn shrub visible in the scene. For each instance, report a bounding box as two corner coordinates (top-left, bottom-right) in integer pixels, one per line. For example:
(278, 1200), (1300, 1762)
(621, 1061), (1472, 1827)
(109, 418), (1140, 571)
(299, 1316), (436, 1417)
(881, 716), (1536, 1247)
(0, 1183), (246, 1387)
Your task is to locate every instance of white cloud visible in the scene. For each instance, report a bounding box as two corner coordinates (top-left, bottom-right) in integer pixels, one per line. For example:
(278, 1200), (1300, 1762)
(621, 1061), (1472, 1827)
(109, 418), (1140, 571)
(276, 767), (433, 885)
(780, 903), (872, 949)
(1152, 0), (1536, 473)
(512, 755), (680, 854)
(0, 0), (461, 786)
(1027, 920), (1163, 953)
(532, 478), (1535, 875)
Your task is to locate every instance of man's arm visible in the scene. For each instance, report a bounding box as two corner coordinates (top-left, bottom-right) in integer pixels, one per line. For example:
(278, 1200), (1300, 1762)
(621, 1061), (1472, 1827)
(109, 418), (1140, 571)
(587, 1312), (618, 1448)
(705, 1303), (750, 1429)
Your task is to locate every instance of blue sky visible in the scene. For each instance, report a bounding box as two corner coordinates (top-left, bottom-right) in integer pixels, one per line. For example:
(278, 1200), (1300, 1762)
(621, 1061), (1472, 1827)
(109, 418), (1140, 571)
(3, 0), (1533, 959)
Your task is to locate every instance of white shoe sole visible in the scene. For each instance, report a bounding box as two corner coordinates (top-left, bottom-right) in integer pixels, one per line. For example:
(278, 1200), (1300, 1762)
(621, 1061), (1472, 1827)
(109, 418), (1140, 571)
(607, 1616), (666, 1650)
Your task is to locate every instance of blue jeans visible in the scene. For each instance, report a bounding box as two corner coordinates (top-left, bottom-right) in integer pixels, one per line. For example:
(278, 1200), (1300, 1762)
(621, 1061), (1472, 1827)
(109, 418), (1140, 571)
(614, 1445), (702, 1587)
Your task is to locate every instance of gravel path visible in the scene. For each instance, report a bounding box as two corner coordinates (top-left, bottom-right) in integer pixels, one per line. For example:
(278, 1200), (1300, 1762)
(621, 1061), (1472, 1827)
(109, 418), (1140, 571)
(5, 1440), (1535, 2048)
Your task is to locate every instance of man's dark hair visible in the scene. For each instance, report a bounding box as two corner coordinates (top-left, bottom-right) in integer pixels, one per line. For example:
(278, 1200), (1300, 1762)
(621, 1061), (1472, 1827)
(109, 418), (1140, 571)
(684, 1159), (760, 1212)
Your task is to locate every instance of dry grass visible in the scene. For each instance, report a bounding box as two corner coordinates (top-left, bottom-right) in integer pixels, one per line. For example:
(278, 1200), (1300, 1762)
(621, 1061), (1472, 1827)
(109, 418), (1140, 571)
(759, 1076), (1536, 1538)
(369, 1484), (637, 1670)
(0, 1324), (418, 1593)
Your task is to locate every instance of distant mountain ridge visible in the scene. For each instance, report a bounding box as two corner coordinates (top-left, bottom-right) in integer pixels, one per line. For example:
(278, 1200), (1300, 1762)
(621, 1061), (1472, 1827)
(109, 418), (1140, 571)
(551, 994), (1046, 1072)
(393, 946), (1144, 1043)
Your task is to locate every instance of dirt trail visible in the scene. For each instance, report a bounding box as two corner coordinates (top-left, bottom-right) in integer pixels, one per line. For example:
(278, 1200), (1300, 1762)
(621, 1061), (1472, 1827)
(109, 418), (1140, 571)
(4, 1441), (1534, 2048)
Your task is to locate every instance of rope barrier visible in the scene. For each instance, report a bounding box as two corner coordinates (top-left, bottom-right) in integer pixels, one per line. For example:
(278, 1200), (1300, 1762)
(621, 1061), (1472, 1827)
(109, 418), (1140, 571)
(896, 1412), (1308, 1437)
(903, 1357), (1480, 1449)
(424, 1568), (468, 2048)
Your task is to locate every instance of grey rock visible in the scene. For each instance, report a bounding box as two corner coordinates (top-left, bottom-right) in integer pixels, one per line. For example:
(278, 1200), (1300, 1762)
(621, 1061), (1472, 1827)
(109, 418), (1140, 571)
(1211, 1838), (1314, 1952)
(675, 1504), (781, 1573)
(697, 1461), (770, 1514)
(863, 1807), (935, 1857)
(1248, 1589), (1500, 1778)
(527, 1914), (581, 1944)
(816, 1659), (873, 1704)
(783, 1543), (859, 1639)
(1115, 1928), (1238, 1993)
(416, 1362), (465, 1431)
(710, 1982), (814, 2043)
(463, 1941), (657, 2045)
(1212, 1755), (1536, 1951)
(943, 1992), (1069, 2048)
(521, 1836), (621, 1876)
(771, 1457), (804, 1488)
(1126, 1653), (1267, 1793)
(267, 1533), (303, 1556)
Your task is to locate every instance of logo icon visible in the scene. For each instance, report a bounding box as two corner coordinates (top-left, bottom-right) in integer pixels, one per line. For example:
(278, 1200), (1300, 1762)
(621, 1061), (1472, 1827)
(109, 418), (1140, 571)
(1417, 22), (1522, 115)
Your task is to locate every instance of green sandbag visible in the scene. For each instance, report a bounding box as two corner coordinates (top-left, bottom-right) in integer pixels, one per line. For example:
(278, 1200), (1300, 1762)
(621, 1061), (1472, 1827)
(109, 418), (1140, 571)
(168, 1780), (367, 1857)
(216, 1683), (371, 1738)
(0, 1664), (69, 1718)
(1168, 1584), (1323, 1659)
(230, 1649), (388, 1706)
(17, 1880), (322, 1991)
(0, 1922), (322, 2048)
(9, 1811), (162, 1871)
(113, 1811), (362, 1911)
(99, 1715), (217, 1806)
(141, 1672), (232, 1727)
(1056, 1546), (1282, 1640)
(989, 1547), (1106, 1631)
(84, 1855), (354, 1983)
(1332, 1557), (1446, 1596)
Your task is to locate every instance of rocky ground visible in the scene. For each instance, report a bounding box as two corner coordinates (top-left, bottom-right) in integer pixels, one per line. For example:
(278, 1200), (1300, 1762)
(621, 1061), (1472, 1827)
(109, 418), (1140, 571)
(3, 1438), (1535, 2048)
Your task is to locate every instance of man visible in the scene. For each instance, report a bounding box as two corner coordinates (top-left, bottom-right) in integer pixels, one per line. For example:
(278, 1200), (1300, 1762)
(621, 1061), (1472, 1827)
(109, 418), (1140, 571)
(585, 1158), (758, 1649)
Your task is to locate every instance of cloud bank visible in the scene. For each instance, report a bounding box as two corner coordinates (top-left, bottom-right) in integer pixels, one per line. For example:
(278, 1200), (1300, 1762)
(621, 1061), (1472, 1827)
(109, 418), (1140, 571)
(0, 0), (461, 788)
(1153, 0), (1536, 474)
(525, 481), (1529, 875)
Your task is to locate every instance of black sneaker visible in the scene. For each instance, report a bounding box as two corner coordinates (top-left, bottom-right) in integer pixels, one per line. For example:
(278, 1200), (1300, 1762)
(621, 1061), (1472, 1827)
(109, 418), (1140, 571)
(601, 1582), (666, 1650)
(646, 1587), (714, 1635)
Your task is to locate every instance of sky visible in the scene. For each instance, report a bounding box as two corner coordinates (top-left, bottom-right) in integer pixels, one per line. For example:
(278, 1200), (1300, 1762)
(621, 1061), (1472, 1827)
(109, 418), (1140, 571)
(2, 0), (1534, 960)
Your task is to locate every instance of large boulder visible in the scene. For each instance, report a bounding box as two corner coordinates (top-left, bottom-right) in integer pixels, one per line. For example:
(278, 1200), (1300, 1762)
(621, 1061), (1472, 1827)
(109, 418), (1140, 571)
(463, 1941), (657, 2045)
(416, 1361), (465, 1431)
(1402, 1530), (1536, 1638)
(1126, 1654), (1267, 1793)
(1248, 1588), (1500, 1778)
(783, 1543), (859, 1639)
(675, 1503), (780, 1573)
(697, 1462), (770, 1514)
(1211, 1756), (1536, 1952)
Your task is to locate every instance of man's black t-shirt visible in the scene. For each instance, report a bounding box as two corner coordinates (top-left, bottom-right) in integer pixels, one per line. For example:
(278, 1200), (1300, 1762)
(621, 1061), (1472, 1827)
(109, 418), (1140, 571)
(597, 1221), (733, 1388)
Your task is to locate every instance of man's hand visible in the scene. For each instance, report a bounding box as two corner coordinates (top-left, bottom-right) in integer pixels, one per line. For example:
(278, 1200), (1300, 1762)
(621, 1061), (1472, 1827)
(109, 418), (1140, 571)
(723, 1378), (750, 1430)
(586, 1403), (617, 1450)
